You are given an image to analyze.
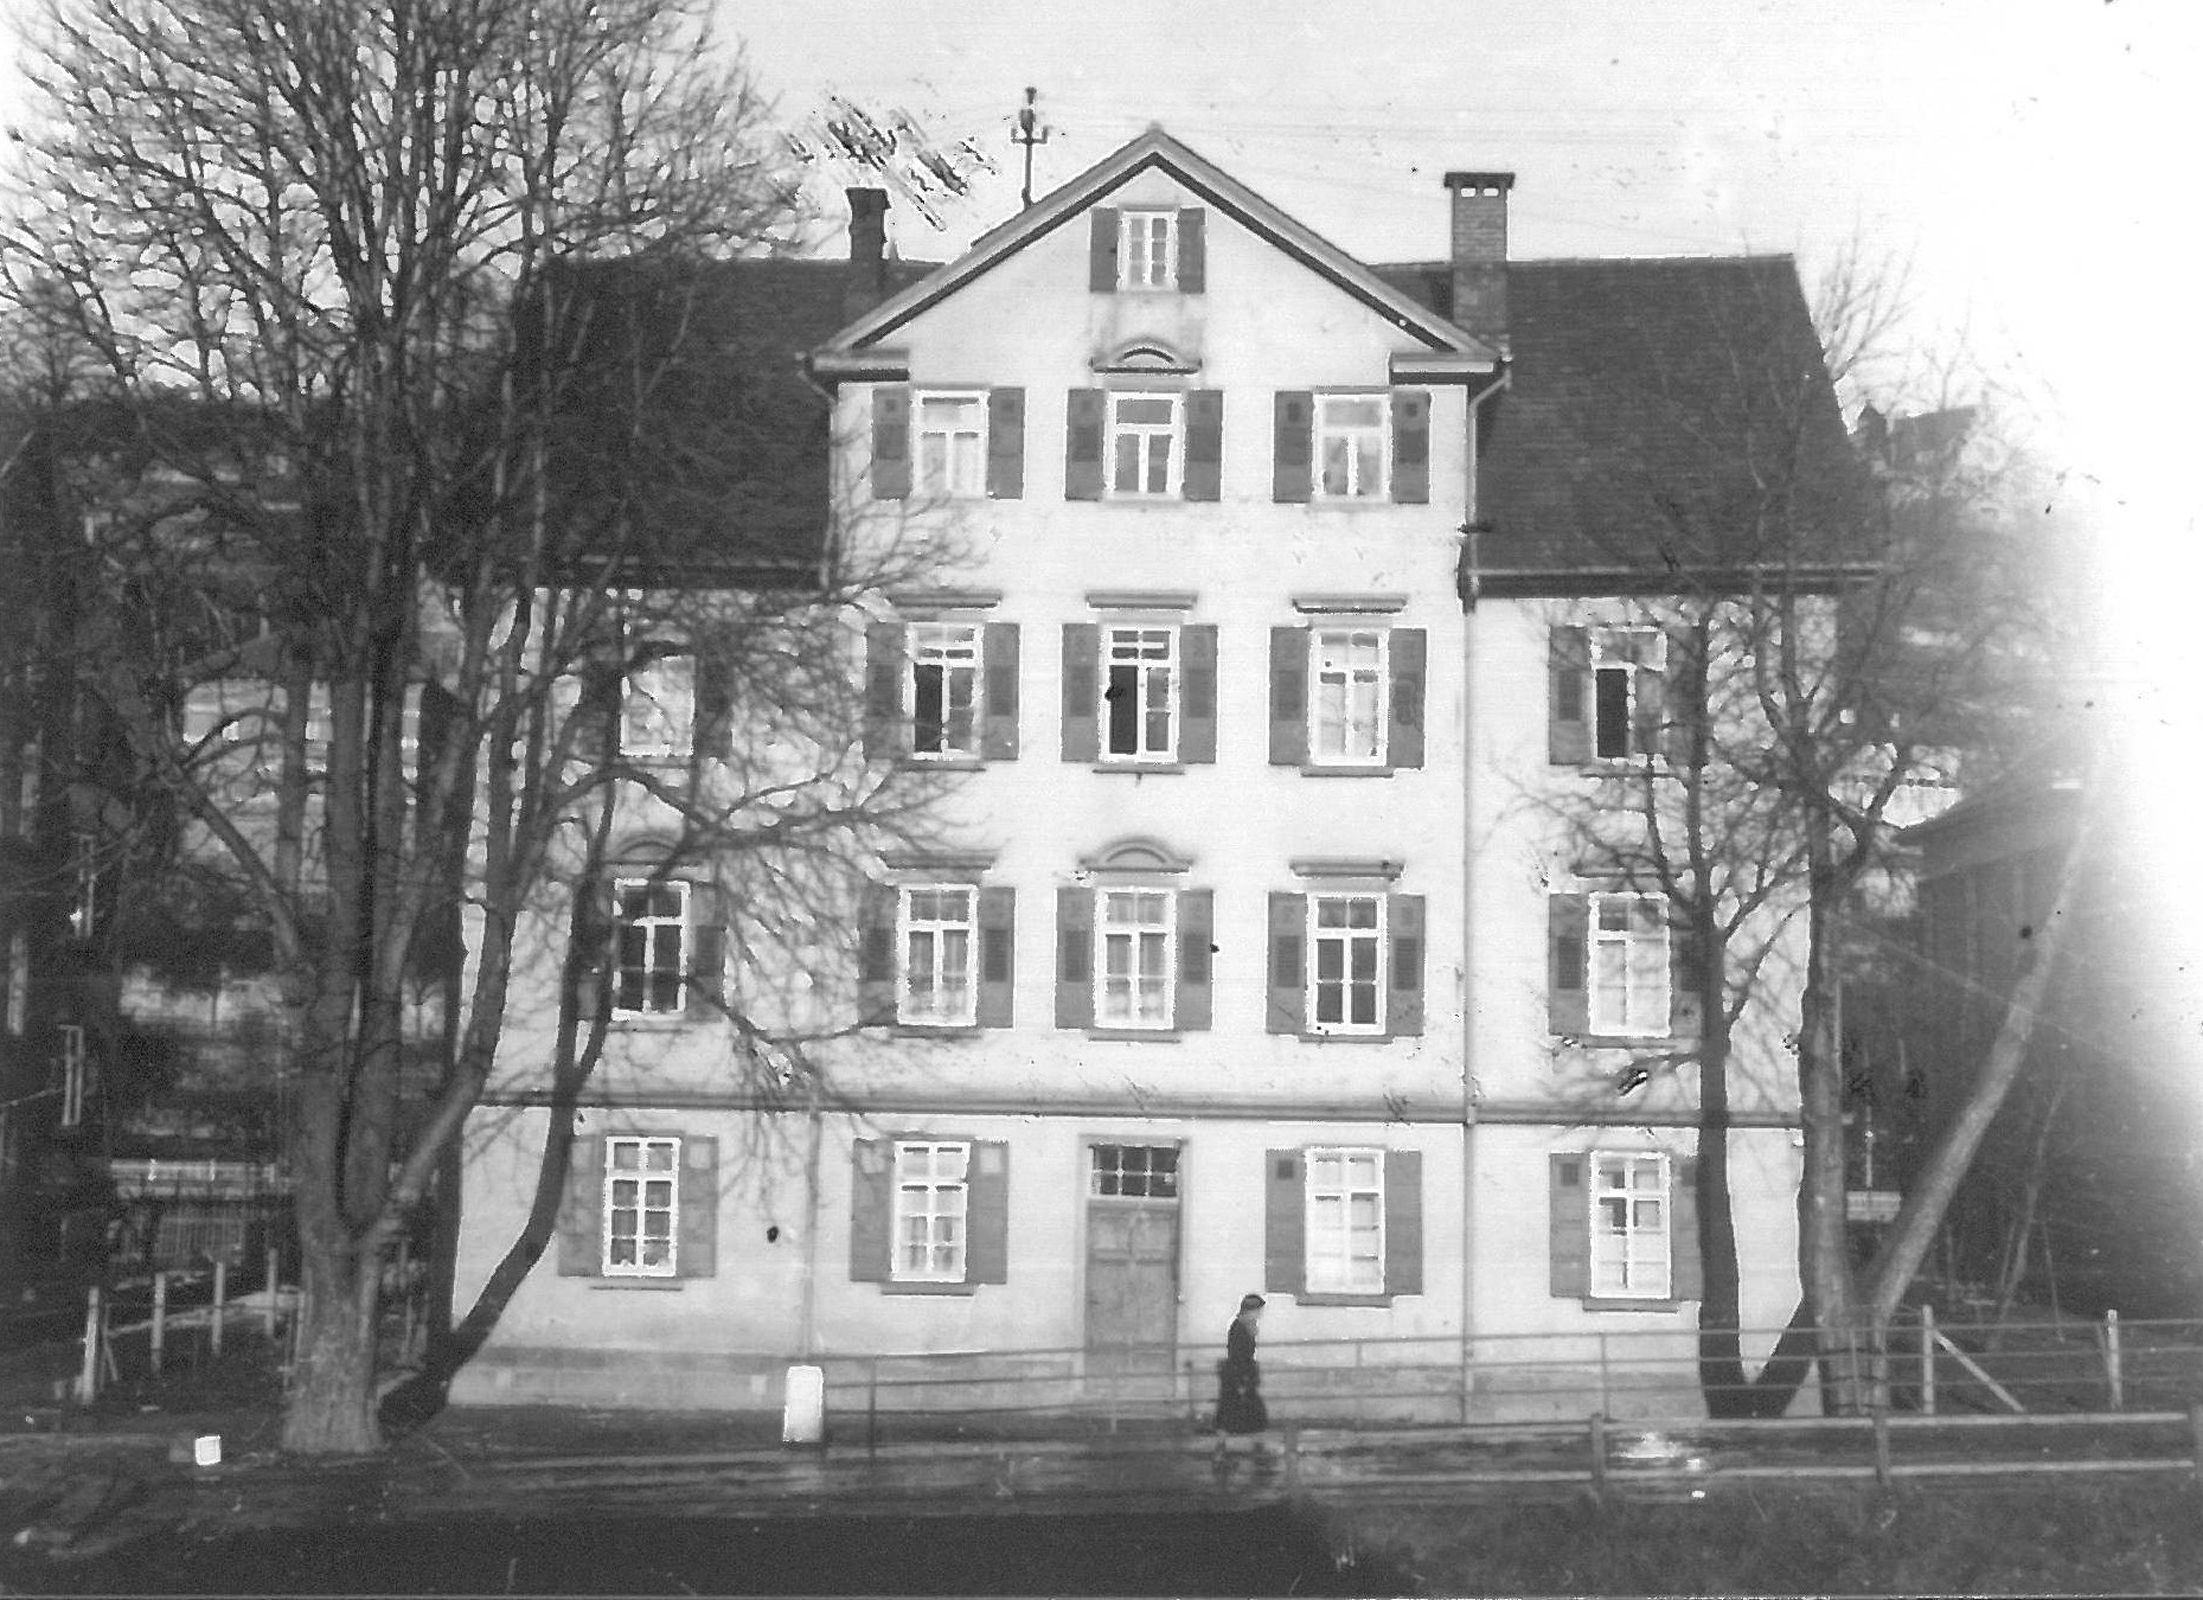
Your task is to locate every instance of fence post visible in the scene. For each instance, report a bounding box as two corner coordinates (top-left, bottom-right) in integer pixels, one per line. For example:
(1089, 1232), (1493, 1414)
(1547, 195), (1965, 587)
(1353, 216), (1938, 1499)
(1598, 1333), (1611, 1417)
(75, 1285), (101, 1406)
(1284, 1425), (1303, 1495)
(1872, 1408), (1892, 1490)
(1919, 1303), (1935, 1416)
(151, 1271), (168, 1377)
(1589, 1412), (1608, 1505)
(1458, 1331), (1471, 1426)
(1353, 1339), (1365, 1427)
(210, 1257), (228, 1358)
(866, 1357), (879, 1457)
(263, 1244), (279, 1338)
(2104, 1309), (2124, 1411)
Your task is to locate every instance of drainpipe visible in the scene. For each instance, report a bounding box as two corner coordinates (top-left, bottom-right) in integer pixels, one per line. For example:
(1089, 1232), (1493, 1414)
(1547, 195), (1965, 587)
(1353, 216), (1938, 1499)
(797, 1088), (825, 1357)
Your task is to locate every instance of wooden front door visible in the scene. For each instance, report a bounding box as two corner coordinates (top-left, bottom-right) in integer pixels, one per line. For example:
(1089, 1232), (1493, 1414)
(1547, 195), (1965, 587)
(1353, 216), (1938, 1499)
(1083, 1143), (1181, 1377)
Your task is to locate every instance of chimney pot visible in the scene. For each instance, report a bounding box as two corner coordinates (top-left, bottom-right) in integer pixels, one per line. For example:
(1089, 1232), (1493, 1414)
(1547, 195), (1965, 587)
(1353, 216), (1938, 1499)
(1443, 170), (1513, 352)
(844, 187), (889, 323)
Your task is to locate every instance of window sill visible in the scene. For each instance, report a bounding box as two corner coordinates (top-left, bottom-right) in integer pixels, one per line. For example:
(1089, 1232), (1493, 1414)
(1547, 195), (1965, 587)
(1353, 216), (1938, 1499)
(1090, 761), (1185, 776)
(1295, 1030), (1399, 1044)
(1297, 763), (1395, 778)
(878, 1279), (980, 1297)
(903, 755), (987, 771)
(589, 1278), (685, 1292)
(1292, 1291), (1398, 1308)
(1084, 1028), (1183, 1043)
(1555, 1033), (1696, 1049)
(891, 1023), (984, 1038)
(1579, 1296), (1686, 1313)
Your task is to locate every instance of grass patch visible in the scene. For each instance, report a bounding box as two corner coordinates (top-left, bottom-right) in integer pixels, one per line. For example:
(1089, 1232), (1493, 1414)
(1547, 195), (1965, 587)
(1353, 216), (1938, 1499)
(1346, 1479), (2203, 1595)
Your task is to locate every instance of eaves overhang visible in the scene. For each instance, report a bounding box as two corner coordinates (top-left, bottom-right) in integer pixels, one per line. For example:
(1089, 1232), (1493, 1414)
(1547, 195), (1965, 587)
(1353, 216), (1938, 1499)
(809, 125), (1501, 381)
(1466, 561), (1880, 602)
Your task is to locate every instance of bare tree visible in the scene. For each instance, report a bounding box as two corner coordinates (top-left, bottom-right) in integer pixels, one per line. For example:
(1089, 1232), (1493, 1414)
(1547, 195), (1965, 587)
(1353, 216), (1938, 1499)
(5, 0), (944, 1453)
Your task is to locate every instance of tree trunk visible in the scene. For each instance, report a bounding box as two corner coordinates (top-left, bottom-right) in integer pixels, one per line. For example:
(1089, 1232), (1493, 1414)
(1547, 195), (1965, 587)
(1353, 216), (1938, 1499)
(280, 1225), (383, 1454)
(1696, 1002), (1752, 1415)
(1796, 823), (1868, 1412)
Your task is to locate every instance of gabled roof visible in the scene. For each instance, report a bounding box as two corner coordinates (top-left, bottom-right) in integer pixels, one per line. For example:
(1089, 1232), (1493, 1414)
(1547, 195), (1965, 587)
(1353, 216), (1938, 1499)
(815, 126), (1499, 370)
(1377, 255), (1870, 595)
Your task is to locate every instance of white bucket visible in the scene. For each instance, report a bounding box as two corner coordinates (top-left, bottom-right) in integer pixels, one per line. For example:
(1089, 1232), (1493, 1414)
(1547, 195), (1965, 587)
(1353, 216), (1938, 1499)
(193, 1434), (222, 1467)
(781, 1363), (825, 1445)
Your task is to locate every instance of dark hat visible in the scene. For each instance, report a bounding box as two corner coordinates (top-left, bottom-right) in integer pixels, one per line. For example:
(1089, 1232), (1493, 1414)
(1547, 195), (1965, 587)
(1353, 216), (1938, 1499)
(1238, 1293), (1266, 1312)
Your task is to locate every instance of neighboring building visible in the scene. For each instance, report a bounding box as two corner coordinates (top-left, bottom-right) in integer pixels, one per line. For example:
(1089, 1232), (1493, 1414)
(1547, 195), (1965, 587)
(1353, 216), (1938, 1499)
(1904, 770), (2203, 1318)
(449, 129), (1841, 1417)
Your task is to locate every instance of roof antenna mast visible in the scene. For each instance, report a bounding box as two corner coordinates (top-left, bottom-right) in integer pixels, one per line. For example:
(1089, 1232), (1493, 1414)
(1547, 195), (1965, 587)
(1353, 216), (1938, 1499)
(1012, 87), (1049, 209)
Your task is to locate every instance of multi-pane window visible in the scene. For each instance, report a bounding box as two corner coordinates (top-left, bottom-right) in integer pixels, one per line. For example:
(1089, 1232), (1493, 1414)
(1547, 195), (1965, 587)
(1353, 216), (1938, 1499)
(1107, 393), (1182, 497)
(622, 653), (696, 761)
(1311, 630), (1387, 764)
(893, 1140), (970, 1281)
(916, 393), (986, 497)
(1305, 1147), (1385, 1294)
(1590, 1153), (1671, 1298)
(1309, 895), (1384, 1034)
(57, 1024), (86, 1128)
(1314, 395), (1388, 499)
(1103, 627), (1176, 760)
(1097, 890), (1175, 1029)
(1090, 1143), (1179, 1198)
(901, 886), (976, 1026)
(612, 877), (689, 1016)
(604, 1135), (680, 1276)
(908, 625), (982, 759)
(1591, 628), (1665, 761)
(1118, 210), (1178, 290)
(1589, 893), (1670, 1036)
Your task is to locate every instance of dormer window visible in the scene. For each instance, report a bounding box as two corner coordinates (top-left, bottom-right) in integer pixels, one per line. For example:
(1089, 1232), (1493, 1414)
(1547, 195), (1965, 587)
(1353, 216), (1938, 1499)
(1119, 210), (1178, 290)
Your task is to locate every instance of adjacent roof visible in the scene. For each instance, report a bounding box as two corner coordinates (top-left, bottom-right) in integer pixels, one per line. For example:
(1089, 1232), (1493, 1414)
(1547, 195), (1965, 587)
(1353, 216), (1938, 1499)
(1376, 255), (1870, 595)
(815, 126), (1499, 372)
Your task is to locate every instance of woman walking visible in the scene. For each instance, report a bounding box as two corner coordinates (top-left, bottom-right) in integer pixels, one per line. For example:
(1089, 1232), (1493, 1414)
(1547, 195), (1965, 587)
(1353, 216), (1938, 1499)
(1213, 1293), (1270, 1465)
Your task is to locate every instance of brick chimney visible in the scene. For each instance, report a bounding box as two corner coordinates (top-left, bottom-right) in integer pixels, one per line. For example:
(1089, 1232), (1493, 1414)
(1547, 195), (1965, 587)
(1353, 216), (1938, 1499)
(844, 187), (889, 323)
(1443, 171), (1513, 352)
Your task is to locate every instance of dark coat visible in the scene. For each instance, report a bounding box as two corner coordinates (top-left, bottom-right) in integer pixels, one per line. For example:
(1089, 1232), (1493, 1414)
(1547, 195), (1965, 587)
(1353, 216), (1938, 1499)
(1215, 1314), (1268, 1434)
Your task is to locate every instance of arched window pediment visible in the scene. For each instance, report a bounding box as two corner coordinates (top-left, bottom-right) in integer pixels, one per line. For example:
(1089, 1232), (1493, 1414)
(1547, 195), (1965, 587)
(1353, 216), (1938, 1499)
(1078, 836), (1195, 876)
(1091, 339), (1201, 376)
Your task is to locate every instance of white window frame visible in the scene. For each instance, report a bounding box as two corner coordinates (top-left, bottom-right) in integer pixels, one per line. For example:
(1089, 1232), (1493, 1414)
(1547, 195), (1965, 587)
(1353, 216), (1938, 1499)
(1105, 392), (1183, 499)
(1100, 625), (1178, 762)
(1587, 891), (1670, 1037)
(1095, 887), (1176, 1030)
(621, 650), (696, 762)
(1089, 1142), (1180, 1199)
(892, 1139), (970, 1282)
(898, 885), (977, 1027)
(1589, 1151), (1672, 1299)
(1305, 1146), (1385, 1295)
(57, 1023), (86, 1128)
(1312, 393), (1389, 501)
(611, 876), (691, 1018)
(1590, 627), (1665, 762)
(915, 391), (988, 499)
(1117, 209), (1179, 291)
(1307, 893), (1386, 1035)
(603, 1134), (680, 1277)
(906, 624), (983, 761)
(1309, 628), (1389, 766)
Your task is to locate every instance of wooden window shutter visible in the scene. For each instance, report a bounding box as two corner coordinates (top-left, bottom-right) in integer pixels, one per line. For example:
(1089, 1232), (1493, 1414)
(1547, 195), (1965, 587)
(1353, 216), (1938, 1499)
(1177, 207), (1205, 292)
(858, 882), (897, 1025)
(967, 1141), (1010, 1284)
(872, 385), (911, 500)
(1671, 1155), (1704, 1301)
(1390, 389), (1431, 503)
(1183, 390), (1223, 501)
(572, 874), (612, 1024)
(1176, 888), (1214, 1031)
(864, 621), (907, 761)
(1664, 622), (1704, 767)
(1669, 908), (1705, 1039)
(1632, 643), (1665, 762)
(1383, 1149), (1423, 1296)
(976, 886), (1015, 1028)
(1060, 623), (1100, 762)
(556, 1133), (605, 1276)
(986, 387), (1025, 499)
(1549, 1154), (1592, 1298)
(849, 1138), (892, 1282)
(1273, 391), (1313, 502)
(1266, 890), (1306, 1035)
(676, 1135), (718, 1278)
(1387, 627), (1426, 769)
(1065, 389), (1107, 500)
(1055, 886), (1094, 1029)
(694, 652), (731, 761)
(1548, 625), (1591, 764)
(1387, 893), (1425, 1038)
(686, 885), (724, 1019)
(1548, 893), (1590, 1035)
(981, 622), (1020, 761)
(1264, 1148), (1306, 1295)
(1180, 625), (1218, 764)
(1088, 208), (1119, 292)
(1268, 626), (1308, 766)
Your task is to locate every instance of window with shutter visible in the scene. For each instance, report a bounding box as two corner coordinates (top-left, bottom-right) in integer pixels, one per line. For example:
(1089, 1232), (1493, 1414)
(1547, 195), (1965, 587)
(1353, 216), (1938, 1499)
(898, 886), (978, 1027)
(1588, 892), (1671, 1037)
(907, 624), (983, 760)
(1117, 209), (1179, 290)
(621, 649), (695, 762)
(976, 886), (1015, 1028)
(1101, 626), (1178, 762)
(1307, 895), (1385, 1035)
(1175, 888), (1214, 1031)
(1065, 390), (1106, 500)
(1548, 893), (1590, 1036)
(557, 1135), (606, 1277)
(1268, 627), (1309, 766)
(981, 622), (1020, 761)
(603, 1135), (681, 1277)
(1096, 887), (1175, 1030)
(914, 392), (986, 498)
(857, 883), (896, 1025)
(1105, 392), (1182, 498)
(1061, 623), (1101, 762)
(1390, 389), (1430, 503)
(1055, 886), (1095, 1029)
(611, 877), (690, 1017)
(985, 388), (1025, 499)
(1588, 1151), (1672, 1299)
(872, 385), (912, 500)
(1313, 394), (1387, 500)
(1266, 890), (1306, 1034)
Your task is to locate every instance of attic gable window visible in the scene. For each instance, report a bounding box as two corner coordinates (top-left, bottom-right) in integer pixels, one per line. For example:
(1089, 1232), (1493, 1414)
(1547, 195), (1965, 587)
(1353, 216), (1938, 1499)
(1119, 210), (1178, 290)
(916, 393), (986, 498)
